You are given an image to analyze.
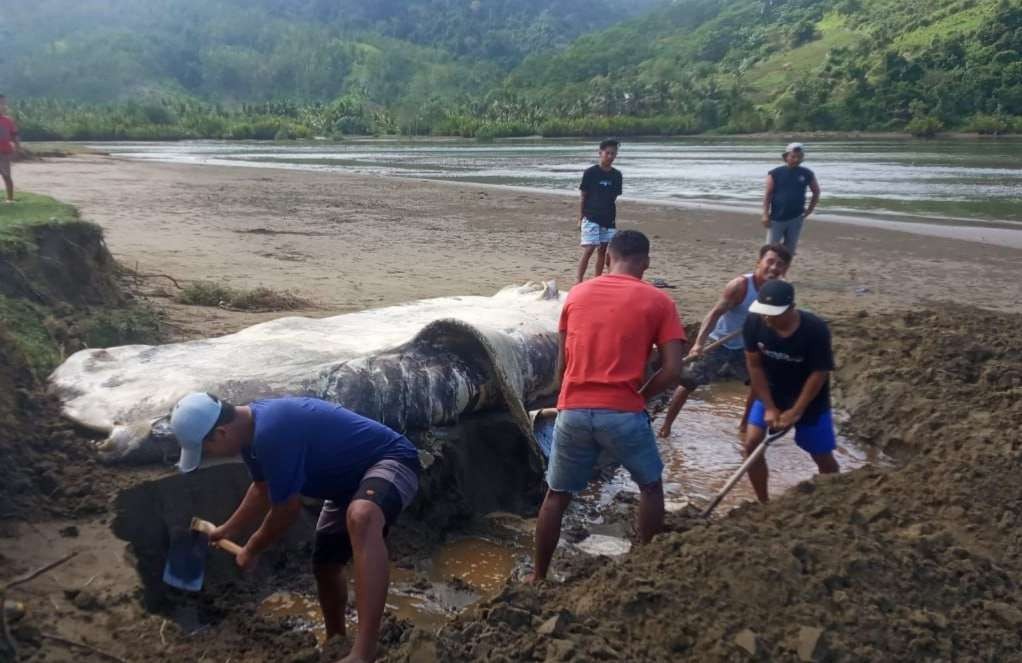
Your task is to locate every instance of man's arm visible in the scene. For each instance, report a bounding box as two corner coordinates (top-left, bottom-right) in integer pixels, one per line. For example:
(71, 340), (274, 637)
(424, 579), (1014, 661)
(746, 350), (780, 428)
(778, 371), (828, 429)
(762, 174), (774, 227)
(805, 176), (820, 218)
(691, 278), (745, 354)
(639, 339), (684, 399)
(237, 494), (302, 570)
(578, 191), (588, 227)
(212, 481), (270, 541)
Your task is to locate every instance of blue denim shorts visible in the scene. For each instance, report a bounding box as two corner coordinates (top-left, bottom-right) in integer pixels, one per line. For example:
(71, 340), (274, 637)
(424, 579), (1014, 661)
(547, 409), (664, 493)
(580, 218), (615, 246)
(748, 400), (836, 455)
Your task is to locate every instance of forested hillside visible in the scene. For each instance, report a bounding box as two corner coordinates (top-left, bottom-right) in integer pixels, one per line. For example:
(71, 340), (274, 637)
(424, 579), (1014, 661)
(2, 0), (1019, 139)
(490, 0), (1022, 136)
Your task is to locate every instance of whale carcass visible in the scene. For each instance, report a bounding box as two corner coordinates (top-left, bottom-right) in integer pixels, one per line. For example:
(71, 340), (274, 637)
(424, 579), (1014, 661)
(49, 283), (563, 466)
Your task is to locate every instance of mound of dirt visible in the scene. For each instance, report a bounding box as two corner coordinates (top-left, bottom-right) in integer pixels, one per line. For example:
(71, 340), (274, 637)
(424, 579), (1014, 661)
(384, 306), (1022, 662)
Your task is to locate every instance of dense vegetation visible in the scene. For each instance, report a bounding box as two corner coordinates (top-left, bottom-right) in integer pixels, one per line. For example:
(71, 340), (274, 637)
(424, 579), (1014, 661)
(3, 0), (1020, 138)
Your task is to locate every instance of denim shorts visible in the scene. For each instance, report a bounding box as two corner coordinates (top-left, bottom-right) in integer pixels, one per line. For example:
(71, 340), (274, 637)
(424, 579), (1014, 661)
(580, 218), (615, 246)
(748, 400), (836, 455)
(547, 409), (664, 493)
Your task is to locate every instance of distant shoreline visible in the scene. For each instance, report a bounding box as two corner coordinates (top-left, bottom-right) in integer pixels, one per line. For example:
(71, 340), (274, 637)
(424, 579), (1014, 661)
(23, 130), (1022, 149)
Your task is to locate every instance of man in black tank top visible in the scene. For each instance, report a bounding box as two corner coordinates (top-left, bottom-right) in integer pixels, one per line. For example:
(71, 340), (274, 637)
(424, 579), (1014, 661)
(762, 143), (820, 255)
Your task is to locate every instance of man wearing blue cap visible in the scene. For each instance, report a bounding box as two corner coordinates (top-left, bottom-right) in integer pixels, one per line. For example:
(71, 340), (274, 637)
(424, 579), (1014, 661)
(742, 280), (839, 502)
(170, 393), (421, 663)
(762, 142), (820, 254)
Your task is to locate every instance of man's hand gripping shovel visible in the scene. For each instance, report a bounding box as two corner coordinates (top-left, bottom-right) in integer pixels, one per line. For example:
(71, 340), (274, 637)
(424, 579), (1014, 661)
(163, 518), (243, 592)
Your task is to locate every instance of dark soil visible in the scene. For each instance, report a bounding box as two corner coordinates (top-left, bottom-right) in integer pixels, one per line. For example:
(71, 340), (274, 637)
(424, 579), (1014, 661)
(383, 306), (1022, 662)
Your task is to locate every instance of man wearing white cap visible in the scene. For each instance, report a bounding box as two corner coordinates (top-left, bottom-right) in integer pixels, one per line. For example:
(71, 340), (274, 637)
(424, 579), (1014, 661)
(170, 393), (421, 663)
(742, 280), (839, 502)
(762, 143), (820, 254)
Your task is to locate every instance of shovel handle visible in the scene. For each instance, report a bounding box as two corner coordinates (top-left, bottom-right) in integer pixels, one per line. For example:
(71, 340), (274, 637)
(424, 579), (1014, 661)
(639, 329), (744, 396)
(700, 427), (790, 518)
(190, 517), (244, 557)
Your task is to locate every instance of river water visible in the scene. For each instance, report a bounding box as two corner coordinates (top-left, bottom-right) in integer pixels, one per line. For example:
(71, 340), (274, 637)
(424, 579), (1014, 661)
(94, 137), (1022, 245)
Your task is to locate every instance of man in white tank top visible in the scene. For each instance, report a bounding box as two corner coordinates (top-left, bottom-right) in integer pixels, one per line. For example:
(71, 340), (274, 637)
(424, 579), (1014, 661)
(658, 244), (792, 438)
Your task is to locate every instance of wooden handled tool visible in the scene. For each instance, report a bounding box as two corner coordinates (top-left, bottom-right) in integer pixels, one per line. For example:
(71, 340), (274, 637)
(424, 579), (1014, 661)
(190, 518), (244, 556)
(163, 518), (244, 592)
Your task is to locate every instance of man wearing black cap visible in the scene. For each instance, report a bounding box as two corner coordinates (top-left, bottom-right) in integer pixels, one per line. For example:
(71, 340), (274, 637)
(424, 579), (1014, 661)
(742, 280), (839, 502)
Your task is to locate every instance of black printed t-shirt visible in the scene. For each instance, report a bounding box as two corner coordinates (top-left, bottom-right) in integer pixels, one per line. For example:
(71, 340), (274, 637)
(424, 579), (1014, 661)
(580, 165), (623, 228)
(743, 310), (834, 421)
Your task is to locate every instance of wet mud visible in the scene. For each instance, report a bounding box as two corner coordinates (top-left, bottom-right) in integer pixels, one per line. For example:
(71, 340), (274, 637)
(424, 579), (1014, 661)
(384, 306), (1022, 662)
(5, 306), (1021, 662)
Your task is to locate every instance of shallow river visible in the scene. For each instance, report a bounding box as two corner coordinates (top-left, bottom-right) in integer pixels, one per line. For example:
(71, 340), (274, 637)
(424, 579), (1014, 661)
(94, 137), (1022, 242)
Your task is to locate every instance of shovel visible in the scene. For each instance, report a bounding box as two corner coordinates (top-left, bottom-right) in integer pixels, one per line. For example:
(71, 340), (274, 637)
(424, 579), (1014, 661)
(700, 427), (791, 518)
(163, 517), (244, 592)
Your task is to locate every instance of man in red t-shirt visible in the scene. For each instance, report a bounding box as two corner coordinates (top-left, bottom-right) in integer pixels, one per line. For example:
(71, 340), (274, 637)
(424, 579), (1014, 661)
(529, 230), (685, 582)
(0, 95), (21, 204)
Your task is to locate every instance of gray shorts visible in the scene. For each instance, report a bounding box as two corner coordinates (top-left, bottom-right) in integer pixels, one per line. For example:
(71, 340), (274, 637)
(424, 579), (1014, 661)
(766, 214), (805, 254)
(680, 345), (749, 390)
(313, 457), (420, 565)
(0, 154), (10, 179)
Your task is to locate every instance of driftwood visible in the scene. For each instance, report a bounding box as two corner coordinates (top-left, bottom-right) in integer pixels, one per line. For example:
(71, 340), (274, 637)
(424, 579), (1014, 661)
(1, 552), (77, 661)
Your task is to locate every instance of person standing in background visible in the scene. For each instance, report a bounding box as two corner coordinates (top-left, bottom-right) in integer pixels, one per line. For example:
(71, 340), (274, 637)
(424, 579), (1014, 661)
(762, 142), (819, 254)
(0, 95), (21, 204)
(576, 139), (623, 282)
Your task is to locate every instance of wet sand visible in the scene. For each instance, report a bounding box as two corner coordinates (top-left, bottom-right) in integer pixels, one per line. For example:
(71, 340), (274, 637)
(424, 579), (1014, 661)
(16, 154), (1022, 340)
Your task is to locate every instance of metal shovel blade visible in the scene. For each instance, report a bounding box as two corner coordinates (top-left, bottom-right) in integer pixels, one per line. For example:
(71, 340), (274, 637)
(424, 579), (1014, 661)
(163, 527), (211, 592)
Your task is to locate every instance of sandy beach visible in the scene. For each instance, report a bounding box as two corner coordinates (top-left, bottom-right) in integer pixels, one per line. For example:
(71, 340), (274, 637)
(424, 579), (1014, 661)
(17, 154), (1022, 339)
(4, 153), (1022, 662)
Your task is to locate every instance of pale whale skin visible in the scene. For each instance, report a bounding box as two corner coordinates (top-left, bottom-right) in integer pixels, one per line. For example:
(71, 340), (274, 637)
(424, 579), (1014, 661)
(49, 283), (563, 465)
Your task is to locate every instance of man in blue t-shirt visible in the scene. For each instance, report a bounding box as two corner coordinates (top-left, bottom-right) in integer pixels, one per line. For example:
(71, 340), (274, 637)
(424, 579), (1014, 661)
(761, 142), (820, 255)
(170, 393), (421, 663)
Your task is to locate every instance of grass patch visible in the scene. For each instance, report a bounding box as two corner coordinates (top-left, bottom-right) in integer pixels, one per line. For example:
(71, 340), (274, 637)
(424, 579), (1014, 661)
(745, 13), (862, 101)
(0, 295), (164, 379)
(78, 307), (163, 349)
(0, 295), (61, 378)
(177, 281), (310, 311)
(892, 3), (992, 50)
(0, 192), (80, 251)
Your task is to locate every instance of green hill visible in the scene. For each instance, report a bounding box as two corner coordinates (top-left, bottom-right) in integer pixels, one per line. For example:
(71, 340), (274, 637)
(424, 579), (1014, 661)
(495, 0), (1022, 134)
(3, 0), (1019, 138)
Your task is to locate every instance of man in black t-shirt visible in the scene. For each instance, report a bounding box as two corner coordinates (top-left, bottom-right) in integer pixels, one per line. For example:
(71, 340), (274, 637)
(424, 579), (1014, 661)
(762, 142), (820, 255)
(576, 138), (623, 282)
(742, 279), (839, 502)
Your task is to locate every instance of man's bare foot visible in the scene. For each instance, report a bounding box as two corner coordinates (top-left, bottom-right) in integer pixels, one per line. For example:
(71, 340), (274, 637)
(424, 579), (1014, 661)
(337, 655), (371, 663)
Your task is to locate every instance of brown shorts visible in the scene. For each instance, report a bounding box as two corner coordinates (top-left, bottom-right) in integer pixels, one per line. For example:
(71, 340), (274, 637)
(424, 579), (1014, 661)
(0, 155), (10, 179)
(312, 458), (420, 566)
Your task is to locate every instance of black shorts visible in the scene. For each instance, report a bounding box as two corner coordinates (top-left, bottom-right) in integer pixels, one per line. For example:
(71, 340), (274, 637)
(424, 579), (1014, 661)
(312, 458), (419, 566)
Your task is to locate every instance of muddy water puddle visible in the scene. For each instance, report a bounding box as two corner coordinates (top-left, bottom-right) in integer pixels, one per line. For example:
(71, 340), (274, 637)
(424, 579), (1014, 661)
(258, 536), (523, 640)
(588, 382), (882, 515)
(262, 383), (881, 634)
